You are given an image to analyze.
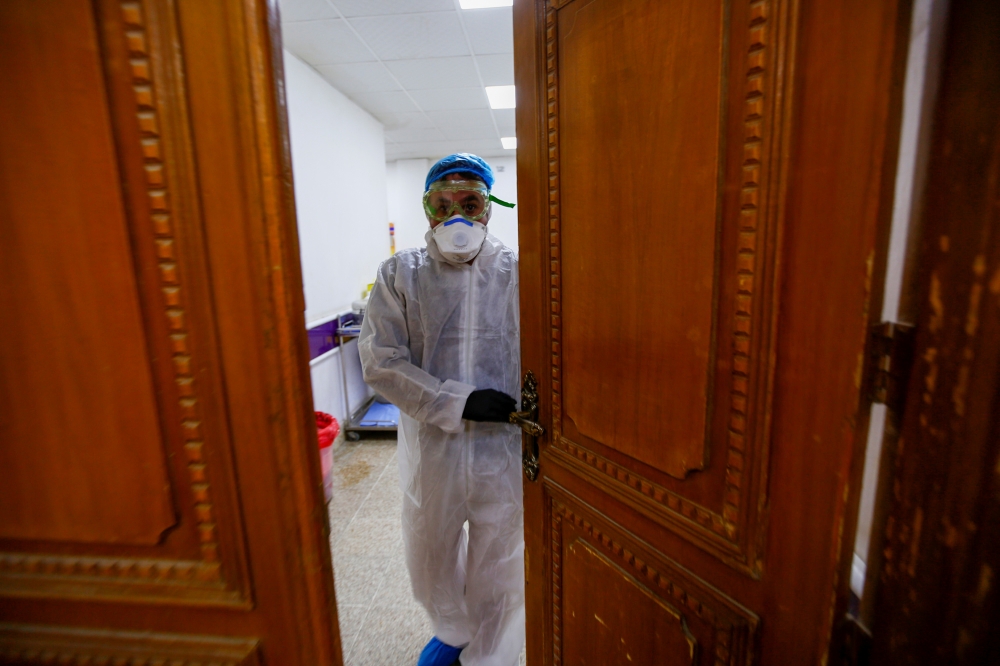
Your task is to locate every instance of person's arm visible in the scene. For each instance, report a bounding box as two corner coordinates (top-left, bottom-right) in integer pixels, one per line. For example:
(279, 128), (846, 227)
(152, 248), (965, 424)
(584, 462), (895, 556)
(358, 259), (475, 434)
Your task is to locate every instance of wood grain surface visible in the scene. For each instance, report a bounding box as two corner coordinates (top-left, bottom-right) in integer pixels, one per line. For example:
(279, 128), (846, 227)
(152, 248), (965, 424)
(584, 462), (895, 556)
(0, 0), (175, 546)
(0, 0), (341, 662)
(515, 0), (911, 663)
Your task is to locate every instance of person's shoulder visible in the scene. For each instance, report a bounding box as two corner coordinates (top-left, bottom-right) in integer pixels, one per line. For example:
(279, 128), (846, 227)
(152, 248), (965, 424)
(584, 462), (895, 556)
(495, 244), (518, 268)
(395, 247), (429, 267)
(379, 247), (428, 277)
(483, 234), (517, 265)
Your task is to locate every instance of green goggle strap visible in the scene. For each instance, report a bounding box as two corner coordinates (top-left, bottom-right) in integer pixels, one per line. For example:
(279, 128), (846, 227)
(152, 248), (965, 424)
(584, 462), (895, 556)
(489, 194), (516, 209)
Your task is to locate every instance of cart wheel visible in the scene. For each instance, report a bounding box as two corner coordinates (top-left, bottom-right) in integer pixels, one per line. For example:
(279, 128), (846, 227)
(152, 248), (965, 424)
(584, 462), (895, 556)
(347, 431), (361, 442)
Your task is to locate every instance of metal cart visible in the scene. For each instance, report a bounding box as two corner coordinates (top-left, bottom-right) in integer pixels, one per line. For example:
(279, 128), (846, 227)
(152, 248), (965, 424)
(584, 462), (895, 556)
(337, 315), (397, 441)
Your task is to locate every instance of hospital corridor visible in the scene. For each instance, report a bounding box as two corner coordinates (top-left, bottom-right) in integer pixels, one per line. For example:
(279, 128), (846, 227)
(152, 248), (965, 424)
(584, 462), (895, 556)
(2, 0), (998, 664)
(281, 3), (524, 661)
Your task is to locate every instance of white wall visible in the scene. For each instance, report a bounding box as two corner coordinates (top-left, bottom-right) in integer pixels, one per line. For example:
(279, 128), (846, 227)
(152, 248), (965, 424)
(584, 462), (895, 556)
(386, 155), (519, 255)
(284, 50), (390, 325)
(386, 158), (430, 254)
(283, 50), (385, 419)
(486, 156), (519, 254)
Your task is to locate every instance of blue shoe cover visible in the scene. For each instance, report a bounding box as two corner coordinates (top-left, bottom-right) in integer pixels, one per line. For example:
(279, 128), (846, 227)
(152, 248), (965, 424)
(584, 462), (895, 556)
(417, 637), (462, 666)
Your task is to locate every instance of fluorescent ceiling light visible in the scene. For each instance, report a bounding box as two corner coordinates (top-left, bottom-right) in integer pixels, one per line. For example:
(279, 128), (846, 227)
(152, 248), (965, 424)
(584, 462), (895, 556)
(459, 0), (513, 8)
(501, 137), (517, 150)
(486, 85), (516, 109)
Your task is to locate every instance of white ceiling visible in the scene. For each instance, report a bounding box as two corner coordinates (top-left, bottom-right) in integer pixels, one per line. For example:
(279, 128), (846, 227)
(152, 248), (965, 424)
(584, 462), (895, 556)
(279, 0), (516, 161)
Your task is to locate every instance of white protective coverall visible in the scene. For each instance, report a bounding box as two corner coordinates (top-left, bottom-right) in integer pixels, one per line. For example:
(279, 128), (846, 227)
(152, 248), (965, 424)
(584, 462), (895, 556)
(358, 232), (524, 666)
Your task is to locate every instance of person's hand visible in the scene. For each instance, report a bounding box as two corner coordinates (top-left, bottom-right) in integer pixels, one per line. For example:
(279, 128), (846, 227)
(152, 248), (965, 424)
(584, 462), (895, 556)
(462, 389), (517, 423)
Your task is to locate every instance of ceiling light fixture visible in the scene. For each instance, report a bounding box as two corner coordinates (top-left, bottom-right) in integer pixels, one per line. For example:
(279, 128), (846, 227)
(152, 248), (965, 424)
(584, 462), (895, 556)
(501, 137), (517, 150)
(459, 0), (513, 8)
(486, 85), (516, 109)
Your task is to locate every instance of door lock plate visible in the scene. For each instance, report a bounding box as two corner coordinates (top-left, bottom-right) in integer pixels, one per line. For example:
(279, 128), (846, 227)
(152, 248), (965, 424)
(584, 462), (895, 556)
(513, 371), (542, 481)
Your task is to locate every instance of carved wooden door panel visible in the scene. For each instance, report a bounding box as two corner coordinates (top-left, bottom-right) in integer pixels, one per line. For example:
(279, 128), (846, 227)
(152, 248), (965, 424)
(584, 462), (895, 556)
(0, 1), (340, 663)
(514, 0), (909, 663)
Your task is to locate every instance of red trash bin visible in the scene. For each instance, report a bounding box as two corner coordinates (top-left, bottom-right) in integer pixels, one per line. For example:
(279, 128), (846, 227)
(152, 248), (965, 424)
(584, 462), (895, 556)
(315, 411), (339, 502)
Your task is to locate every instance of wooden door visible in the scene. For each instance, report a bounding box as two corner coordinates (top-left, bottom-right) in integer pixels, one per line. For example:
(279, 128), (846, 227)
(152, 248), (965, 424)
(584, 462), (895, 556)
(514, 0), (910, 663)
(0, 1), (340, 663)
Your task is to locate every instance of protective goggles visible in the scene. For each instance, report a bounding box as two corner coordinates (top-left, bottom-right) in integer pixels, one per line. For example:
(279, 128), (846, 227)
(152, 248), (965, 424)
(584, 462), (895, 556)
(422, 180), (515, 223)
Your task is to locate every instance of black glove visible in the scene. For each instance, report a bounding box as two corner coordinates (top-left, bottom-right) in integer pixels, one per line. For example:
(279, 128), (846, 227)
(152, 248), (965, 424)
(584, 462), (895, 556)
(462, 388), (517, 423)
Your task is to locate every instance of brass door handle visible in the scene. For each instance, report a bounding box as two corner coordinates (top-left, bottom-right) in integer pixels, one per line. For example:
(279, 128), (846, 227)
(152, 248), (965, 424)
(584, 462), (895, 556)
(517, 371), (542, 482)
(509, 411), (544, 437)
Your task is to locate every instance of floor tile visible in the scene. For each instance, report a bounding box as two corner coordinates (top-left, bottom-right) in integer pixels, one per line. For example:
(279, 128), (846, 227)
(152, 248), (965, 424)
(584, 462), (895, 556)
(332, 554), (391, 607)
(330, 482), (377, 521)
(336, 603), (369, 657)
(382, 456), (402, 482)
(370, 558), (421, 611)
(334, 453), (382, 491)
(355, 477), (402, 520)
(333, 440), (357, 459)
(328, 515), (351, 544)
(344, 438), (397, 466)
(335, 517), (405, 559)
(347, 607), (431, 666)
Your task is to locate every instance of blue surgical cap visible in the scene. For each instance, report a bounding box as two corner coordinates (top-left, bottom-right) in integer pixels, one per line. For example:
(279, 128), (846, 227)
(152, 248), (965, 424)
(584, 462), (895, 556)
(425, 153), (495, 191)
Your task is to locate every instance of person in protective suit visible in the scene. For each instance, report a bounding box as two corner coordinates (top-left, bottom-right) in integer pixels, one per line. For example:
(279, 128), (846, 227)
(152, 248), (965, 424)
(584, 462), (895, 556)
(359, 153), (523, 666)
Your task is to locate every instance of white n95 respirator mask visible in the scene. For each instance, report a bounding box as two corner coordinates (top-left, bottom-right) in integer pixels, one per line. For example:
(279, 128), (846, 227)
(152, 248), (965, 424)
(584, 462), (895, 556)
(427, 215), (487, 264)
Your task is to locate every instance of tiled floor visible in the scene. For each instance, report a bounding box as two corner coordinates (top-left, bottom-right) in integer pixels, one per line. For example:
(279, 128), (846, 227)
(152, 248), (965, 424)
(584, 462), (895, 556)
(329, 437), (527, 666)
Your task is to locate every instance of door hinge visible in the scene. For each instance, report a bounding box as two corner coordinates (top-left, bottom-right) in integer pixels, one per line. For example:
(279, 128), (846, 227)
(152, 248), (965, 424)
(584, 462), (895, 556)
(866, 322), (916, 411)
(836, 614), (873, 666)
